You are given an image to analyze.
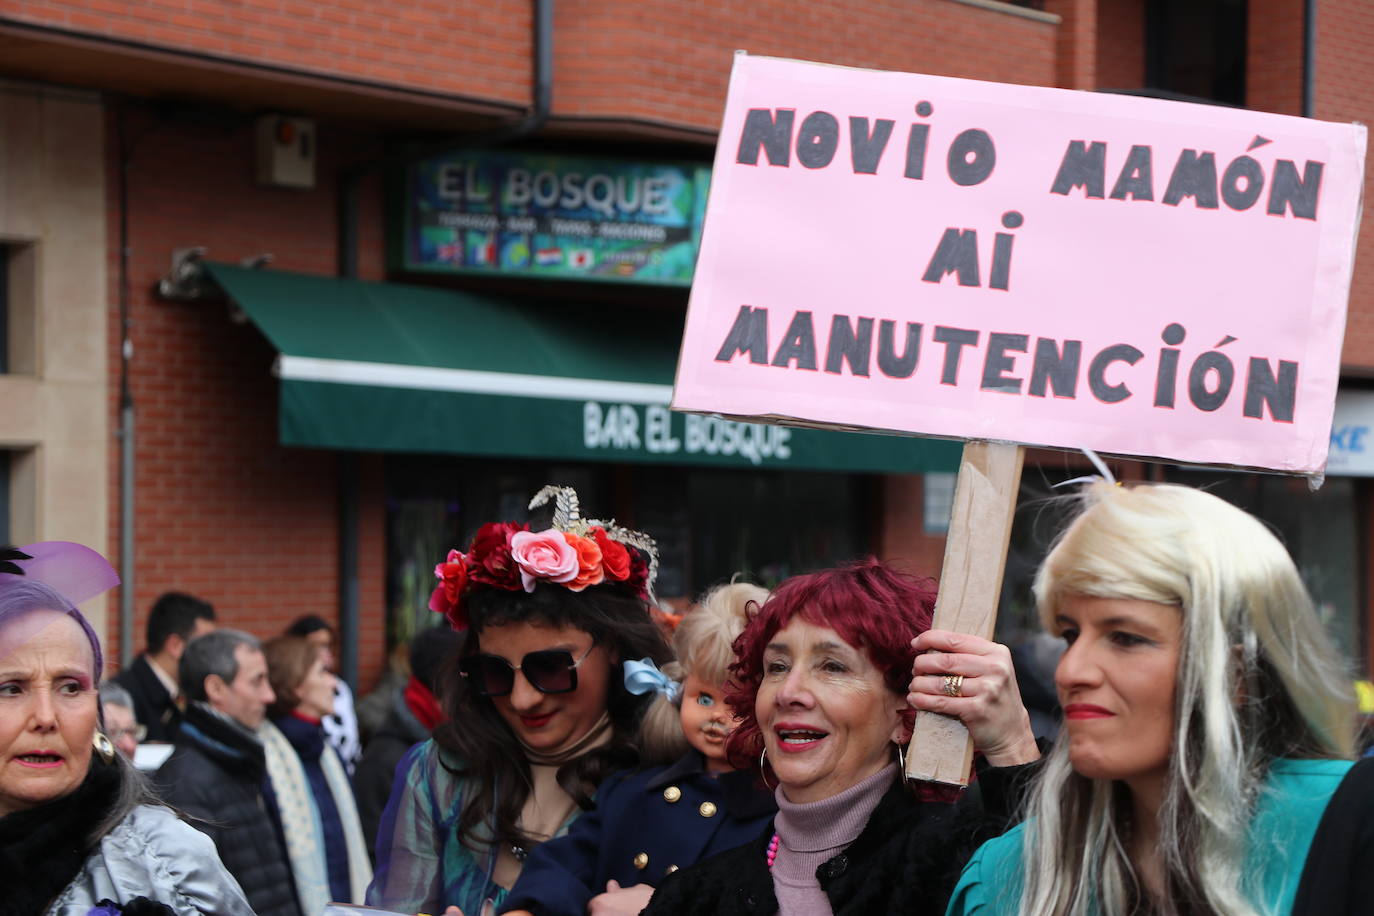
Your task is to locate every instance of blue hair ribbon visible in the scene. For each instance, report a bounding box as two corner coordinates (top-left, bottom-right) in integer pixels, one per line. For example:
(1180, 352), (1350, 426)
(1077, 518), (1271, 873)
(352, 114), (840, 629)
(623, 657), (682, 703)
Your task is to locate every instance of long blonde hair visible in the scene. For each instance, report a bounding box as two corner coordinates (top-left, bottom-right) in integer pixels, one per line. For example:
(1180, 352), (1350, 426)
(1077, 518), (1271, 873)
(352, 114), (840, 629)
(1018, 482), (1356, 916)
(638, 581), (768, 764)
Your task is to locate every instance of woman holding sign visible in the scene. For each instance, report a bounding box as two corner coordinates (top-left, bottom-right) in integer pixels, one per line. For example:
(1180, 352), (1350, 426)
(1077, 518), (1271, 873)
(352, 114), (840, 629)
(947, 483), (1374, 916)
(642, 559), (1042, 916)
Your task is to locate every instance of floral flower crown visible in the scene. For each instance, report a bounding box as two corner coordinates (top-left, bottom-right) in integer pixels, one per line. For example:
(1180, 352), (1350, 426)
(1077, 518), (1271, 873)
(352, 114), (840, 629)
(429, 485), (659, 631)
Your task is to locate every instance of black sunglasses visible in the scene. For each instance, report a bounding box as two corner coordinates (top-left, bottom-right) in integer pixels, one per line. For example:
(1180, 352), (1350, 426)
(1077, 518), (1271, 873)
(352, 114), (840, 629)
(458, 646), (595, 697)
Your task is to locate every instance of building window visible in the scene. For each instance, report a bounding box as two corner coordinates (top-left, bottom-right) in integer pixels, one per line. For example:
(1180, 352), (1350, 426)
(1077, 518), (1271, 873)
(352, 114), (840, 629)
(1146, 0), (1248, 106)
(2, 243), (37, 376)
(0, 451), (9, 545)
(0, 246), (8, 374)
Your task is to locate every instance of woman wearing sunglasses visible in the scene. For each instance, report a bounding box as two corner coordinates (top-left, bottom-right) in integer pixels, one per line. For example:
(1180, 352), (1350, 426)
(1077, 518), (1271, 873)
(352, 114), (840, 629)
(367, 487), (672, 916)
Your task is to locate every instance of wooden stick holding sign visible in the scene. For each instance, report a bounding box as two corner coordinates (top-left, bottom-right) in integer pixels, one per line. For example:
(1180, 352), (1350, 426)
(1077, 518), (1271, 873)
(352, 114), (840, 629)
(904, 441), (1023, 787)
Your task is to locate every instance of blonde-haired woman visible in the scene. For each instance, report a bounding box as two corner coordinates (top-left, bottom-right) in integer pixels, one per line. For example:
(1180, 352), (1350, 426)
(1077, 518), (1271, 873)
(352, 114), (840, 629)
(948, 482), (1371, 916)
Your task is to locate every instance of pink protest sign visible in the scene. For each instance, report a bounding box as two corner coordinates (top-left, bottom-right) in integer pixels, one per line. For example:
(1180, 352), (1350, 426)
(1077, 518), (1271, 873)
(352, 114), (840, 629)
(672, 54), (1367, 476)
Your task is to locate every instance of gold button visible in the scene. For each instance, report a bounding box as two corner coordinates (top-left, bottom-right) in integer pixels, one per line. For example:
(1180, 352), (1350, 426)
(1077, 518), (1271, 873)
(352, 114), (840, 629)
(633, 852), (649, 870)
(698, 801), (717, 818)
(665, 864), (679, 874)
(663, 786), (682, 803)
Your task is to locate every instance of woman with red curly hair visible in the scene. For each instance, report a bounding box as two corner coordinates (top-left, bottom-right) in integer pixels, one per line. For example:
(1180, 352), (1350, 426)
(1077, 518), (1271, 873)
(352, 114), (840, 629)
(643, 558), (1041, 916)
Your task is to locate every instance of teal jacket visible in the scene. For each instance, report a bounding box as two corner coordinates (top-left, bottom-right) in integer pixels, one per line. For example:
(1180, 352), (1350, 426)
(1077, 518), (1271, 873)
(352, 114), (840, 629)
(946, 758), (1353, 916)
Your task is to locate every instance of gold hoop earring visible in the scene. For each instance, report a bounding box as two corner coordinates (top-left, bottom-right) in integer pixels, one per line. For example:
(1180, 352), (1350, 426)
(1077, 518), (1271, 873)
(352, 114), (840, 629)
(759, 748), (775, 791)
(93, 731), (116, 765)
(895, 742), (906, 774)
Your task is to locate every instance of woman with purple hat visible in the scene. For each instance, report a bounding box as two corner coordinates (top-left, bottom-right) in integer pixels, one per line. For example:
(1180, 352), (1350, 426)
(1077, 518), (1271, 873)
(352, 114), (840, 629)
(0, 542), (252, 915)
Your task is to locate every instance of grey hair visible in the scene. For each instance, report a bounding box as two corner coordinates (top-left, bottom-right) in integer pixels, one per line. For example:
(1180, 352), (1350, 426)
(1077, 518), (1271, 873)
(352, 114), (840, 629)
(179, 629), (261, 702)
(91, 753), (160, 843)
(1017, 482), (1356, 916)
(98, 681), (135, 711)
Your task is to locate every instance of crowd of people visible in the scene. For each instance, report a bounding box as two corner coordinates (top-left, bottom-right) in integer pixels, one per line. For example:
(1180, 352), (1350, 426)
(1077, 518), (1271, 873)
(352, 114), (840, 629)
(1, 481), (1372, 915)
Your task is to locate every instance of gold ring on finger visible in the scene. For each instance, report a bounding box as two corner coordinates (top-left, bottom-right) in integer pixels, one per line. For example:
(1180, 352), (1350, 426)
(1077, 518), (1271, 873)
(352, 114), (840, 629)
(942, 674), (964, 698)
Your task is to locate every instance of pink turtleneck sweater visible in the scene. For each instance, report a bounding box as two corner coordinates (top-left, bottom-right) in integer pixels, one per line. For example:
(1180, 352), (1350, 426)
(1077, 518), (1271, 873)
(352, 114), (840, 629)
(770, 763), (898, 916)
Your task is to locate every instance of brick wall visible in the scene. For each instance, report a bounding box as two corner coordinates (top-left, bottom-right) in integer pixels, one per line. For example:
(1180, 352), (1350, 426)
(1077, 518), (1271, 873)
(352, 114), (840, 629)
(103, 103), (391, 690)
(1248, 0), (1306, 116)
(7, 0), (1056, 134)
(5, 0), (533, 105)
(1094, 0), (1144, 90)
(555, 0), (1057, 131)
(878, 475), (948, 581)
(1313, 0), (1374, 371)
(1046, 0), (1097, 89)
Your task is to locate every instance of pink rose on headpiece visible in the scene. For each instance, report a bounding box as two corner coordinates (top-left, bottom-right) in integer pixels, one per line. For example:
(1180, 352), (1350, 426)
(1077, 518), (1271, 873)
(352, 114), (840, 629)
(511, 529), (579, 592)
(563, 532), (604, 592)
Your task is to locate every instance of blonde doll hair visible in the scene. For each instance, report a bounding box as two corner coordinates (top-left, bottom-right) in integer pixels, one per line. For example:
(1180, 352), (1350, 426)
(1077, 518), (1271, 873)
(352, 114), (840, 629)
(1017, 482), (1356, 916)
(637, 580), (769, 765)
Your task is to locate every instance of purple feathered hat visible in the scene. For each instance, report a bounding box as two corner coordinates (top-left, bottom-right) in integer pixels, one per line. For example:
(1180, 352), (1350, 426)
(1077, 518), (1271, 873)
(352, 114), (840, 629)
(0, 542), (119, 681)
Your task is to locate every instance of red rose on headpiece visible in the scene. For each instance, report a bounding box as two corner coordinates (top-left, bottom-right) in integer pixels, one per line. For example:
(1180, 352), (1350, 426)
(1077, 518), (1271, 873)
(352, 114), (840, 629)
(627, 545), (650, 597)
(563, 532), (605, 592)
(591, 527), (631, 582)
(467, 521), (527, 590)
(429, 548), (470, 630)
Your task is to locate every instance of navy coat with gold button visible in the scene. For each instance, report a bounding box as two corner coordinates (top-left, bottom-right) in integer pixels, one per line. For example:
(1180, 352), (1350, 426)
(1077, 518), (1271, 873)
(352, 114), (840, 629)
(500, 750), (776, 916)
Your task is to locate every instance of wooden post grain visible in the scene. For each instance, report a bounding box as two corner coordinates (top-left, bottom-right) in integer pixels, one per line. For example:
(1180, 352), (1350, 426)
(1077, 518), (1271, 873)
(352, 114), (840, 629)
(904, 440), (1025, 786)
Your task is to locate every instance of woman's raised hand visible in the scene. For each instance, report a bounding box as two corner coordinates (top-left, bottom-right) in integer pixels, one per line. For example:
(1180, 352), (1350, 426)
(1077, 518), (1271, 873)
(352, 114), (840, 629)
(907, 629), (1040, 766)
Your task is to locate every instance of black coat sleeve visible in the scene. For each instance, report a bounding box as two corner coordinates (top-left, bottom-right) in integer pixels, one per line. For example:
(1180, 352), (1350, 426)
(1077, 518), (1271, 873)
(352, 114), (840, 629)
(1291, 757), (1374, 916)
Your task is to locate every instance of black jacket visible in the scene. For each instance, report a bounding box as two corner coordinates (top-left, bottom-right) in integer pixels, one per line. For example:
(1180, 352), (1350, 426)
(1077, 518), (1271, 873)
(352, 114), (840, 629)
(155, 703), (302, 916)
(1292, 757), (1374, 916)
(643, 761), (1036, 916)
(352, 687), (431, 859)
(111, 654), (181, 743)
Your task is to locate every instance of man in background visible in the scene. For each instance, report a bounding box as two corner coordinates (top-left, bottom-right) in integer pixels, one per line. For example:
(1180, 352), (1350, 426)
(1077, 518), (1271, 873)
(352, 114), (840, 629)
(157, 629), (301, 916)
(98, 681), (145, 760)
(112, 591), (217, 741)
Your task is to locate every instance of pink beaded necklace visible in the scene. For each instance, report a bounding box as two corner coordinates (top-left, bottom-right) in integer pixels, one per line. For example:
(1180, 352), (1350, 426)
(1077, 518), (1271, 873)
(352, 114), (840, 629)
(766, 832), (780, 868)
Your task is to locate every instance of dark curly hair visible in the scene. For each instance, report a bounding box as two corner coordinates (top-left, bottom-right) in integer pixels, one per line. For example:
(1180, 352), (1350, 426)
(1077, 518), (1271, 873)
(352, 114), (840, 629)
(723, 558), (937, 777)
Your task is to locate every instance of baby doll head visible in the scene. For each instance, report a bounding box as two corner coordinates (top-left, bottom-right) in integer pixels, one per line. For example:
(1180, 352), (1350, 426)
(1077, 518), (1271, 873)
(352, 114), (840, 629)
(633, 581), (769, 769)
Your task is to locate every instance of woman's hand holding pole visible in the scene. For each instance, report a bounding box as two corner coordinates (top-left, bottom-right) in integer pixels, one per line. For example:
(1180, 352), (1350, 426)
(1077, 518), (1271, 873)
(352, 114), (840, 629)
(907, 629), (1040, 767)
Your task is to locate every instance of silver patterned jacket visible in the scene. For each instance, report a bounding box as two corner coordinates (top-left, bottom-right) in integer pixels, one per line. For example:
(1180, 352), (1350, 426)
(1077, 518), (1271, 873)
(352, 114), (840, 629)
(45, 804), (255, 916)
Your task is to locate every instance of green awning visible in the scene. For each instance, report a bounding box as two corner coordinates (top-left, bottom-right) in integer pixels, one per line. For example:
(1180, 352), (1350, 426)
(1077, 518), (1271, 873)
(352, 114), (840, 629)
(205, 263), (960, 474)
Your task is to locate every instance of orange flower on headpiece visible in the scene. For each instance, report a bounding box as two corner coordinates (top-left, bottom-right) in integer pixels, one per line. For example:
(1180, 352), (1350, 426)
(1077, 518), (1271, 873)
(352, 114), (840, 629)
(564, 532), (605, 592)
